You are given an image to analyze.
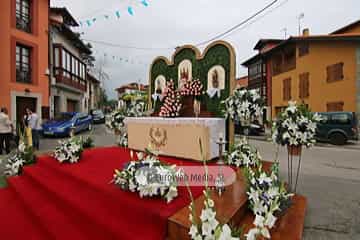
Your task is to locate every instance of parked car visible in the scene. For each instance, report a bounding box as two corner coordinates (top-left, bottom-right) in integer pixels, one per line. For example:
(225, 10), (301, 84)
(316, 112), (358, 145)
(42, 112), (93, 137)
(90, 109), (105, 124)
(234, 121), (265, 136)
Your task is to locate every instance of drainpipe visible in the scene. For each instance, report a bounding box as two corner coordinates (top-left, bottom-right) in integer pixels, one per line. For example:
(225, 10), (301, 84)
(47, 1), (53, 119)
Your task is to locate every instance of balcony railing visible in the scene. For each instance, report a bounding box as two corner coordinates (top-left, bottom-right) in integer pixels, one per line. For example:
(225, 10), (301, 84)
(16, 16), (31, 33)
(16, 68), (32, 84)
(54, 68), (87, 92)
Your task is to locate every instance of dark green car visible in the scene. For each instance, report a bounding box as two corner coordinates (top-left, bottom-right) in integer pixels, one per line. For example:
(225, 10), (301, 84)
(316, 112), (359, 145)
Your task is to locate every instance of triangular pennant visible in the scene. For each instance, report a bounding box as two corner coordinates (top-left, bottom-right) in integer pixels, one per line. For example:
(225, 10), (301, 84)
(104, 15), (109, 19)
(128, 7), (134, 16)
(141, 0), (149, 7)
(86, 20), (92, 26)
(115, 11), (121, 18)
(92, 18), (97, 23)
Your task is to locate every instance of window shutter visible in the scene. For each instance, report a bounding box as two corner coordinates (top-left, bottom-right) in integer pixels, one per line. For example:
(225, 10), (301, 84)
(283, 78), (291, 101)
(327, 62), (344, 83)
(327, 102), (344, 112)
(299, 73), (309, 98)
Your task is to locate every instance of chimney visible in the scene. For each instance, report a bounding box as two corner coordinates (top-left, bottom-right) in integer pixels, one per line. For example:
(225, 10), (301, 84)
(302, 28), (310, 36)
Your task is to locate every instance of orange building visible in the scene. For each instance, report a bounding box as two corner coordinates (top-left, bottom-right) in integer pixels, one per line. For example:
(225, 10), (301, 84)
(235, 76), (249, 89)
(0, 0), (50, 125)
(243, 19), (360, 120)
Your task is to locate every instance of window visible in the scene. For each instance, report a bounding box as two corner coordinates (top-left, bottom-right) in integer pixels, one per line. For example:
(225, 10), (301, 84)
(53, 46), (87, 85)
(319, 114), (329, 124)
(327, 101), (344, 112)
(283, 78), (291, 101)
(283, 47), (296, 72)
(271, 46), (296, 76)
(16, 44), (32, 83)
(249, 61), (262, 81)
(272, 54), (283, 76)
(327, 62), (344, 83)
(331, 114), (351, 125)
(298, 43), (309, 57)
(299, 72), (310, 99)
(54, 48), (60, 67)
(16, 0), (31, 33)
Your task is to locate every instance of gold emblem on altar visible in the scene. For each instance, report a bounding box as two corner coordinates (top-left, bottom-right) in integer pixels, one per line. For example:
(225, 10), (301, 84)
(149, 127), (167, 148)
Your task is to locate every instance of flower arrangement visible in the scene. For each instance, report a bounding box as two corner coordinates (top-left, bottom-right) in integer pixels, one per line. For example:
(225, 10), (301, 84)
(159, 80), (182, 117)
(106, 102), (146, 133)
(4, 137), (35, 176)
(226, 137), (261, 168)
(222, 89), (264, 123)
(54, 137), (83, 164)
(4, 154), (26, 177)
(187, 140), (241, 240)
(112, 149), (181, 203)
(272, 101), (322, 148)
(180, 78), (204, 98)
(188, 187), (241, 240)
(118, 132), (128, 147)
(244, 163), (292, 240)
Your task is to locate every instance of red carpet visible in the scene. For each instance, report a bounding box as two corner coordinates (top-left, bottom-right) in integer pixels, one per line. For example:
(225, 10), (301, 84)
(0, 147), (204, 240)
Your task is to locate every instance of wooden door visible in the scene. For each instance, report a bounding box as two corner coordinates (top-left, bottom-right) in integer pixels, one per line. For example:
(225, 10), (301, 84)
(16, 96), (37, 128)
(67, 99), (77, 113)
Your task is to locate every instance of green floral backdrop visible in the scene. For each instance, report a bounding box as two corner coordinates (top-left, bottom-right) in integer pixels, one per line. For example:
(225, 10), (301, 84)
(150, 44), (233, 117)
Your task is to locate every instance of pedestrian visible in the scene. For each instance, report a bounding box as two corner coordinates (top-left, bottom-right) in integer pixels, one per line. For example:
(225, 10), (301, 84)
(0, 107), (13, 155)
(25, 108), (41, 150)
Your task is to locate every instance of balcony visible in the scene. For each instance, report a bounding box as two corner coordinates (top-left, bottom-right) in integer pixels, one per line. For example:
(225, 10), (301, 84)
(54, 68), (87, 92)
(16, 68), (32, 84)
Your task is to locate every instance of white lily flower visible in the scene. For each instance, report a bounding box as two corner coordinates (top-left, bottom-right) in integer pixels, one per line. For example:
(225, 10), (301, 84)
(189, 225), (199, 238)
(264, 213), (277, 228)
(245, 228), (260, 240)
(200, 208), (216, 222)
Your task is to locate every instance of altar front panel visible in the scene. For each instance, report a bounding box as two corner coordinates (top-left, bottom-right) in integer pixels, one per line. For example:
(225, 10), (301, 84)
(125, 118), (226, 161)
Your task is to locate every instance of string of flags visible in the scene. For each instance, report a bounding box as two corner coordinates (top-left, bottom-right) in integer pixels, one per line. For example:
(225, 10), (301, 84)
(94, 50), (149, 66)
(78, 0), (150, 27)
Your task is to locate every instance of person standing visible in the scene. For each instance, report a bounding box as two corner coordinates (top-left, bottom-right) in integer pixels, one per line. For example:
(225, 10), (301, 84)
(0, 108), (13, 155)
(25, 108), (41, 150)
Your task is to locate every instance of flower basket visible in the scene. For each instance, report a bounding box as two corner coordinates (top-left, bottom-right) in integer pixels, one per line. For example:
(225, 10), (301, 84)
(287, 145), (302, 156)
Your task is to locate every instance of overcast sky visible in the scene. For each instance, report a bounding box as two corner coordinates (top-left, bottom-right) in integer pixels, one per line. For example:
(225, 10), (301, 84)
(51, 0), (360, 99)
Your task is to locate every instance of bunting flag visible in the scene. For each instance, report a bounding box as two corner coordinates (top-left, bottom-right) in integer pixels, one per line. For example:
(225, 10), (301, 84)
(127, 7), (134, 16)
(141, 0), (149, 7)
(77, 0), (150, 27)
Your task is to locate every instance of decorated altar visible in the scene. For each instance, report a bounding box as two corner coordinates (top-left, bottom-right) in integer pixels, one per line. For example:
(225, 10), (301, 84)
(125, 117), (225, 161)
